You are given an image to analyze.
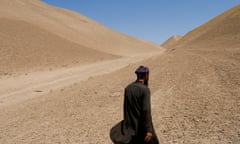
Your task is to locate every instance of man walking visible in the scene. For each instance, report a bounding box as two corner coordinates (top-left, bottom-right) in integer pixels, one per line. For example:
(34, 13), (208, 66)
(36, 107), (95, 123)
(123, 65), (159, 144)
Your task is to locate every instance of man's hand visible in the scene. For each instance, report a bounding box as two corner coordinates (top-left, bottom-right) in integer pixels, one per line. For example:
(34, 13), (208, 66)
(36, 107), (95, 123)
(144, 132), (153, 142)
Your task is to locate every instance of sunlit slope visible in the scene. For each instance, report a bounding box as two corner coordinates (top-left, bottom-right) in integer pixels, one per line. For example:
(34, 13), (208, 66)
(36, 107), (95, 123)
(0, 0), (162, 57)
(175, 5), (240, 48)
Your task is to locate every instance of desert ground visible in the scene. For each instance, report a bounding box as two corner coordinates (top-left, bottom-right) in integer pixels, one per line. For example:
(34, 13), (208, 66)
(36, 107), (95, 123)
(0, 0), (239, 144)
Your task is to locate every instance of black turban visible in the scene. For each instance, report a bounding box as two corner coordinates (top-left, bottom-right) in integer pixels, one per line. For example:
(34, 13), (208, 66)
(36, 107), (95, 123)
(135, 66), (149, 74)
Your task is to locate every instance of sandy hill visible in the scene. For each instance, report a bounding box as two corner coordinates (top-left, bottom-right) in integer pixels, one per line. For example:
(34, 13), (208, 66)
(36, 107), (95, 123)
(161, 35), (182, 48)
(0, 0), (162, 55)
(0, 0), (163, 76)
(0, 18), (118, 75)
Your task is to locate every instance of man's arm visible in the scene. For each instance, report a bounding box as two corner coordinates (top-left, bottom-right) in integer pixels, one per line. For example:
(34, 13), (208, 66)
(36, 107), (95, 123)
(142, 88), (153, 137)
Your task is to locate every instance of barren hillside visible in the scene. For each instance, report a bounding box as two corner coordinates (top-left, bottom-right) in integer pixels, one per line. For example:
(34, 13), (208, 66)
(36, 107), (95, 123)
(149, 5), (240, 143)
(0, 18), (118, 76)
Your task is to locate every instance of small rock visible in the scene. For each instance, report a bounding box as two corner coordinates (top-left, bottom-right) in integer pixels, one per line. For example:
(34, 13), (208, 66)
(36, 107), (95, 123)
(34, 90), (43, 93)
(110, 92), (121, 97)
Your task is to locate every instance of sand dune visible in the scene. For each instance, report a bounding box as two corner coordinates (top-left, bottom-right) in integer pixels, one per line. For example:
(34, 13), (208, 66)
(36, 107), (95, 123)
(0, 1), (239, 144)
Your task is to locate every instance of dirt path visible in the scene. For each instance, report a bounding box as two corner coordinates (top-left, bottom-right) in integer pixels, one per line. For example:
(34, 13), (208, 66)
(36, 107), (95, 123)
(0, 51), (164, 107)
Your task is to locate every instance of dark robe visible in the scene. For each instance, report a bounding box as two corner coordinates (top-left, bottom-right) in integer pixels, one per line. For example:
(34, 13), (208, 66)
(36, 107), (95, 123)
(123, 81), (159, 144)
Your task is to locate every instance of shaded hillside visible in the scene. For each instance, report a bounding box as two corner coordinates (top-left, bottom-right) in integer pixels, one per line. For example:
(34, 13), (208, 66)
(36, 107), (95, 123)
(0, 18), (118, 76)
(0, 0), (162, 57)
(161, 35), (182, 48)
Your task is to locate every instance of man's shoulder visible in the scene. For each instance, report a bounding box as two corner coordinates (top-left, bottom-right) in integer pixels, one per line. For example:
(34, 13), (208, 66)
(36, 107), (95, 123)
(126, 81), (148, 89)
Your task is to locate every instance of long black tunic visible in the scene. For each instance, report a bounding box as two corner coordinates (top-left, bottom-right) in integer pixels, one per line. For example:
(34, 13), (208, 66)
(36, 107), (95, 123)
(123, 81), (159, 144)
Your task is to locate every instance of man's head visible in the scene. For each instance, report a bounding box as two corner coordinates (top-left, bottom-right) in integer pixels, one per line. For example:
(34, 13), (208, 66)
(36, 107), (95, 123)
(135, 66), (149, 86)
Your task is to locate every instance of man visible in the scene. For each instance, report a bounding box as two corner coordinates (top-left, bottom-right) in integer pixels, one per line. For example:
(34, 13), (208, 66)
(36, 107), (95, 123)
(123, 66), (159, 144)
